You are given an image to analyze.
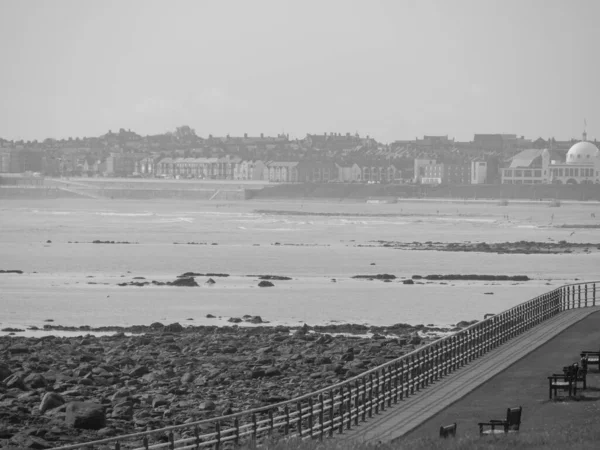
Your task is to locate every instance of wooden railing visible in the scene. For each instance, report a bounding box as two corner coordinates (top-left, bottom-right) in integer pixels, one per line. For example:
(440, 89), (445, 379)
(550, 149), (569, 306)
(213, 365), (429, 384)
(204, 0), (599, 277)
(54, 282), (598, 450)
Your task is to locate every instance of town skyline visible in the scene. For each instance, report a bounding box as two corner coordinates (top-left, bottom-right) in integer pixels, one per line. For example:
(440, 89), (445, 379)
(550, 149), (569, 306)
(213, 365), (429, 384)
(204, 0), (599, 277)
(1, 0), (599, 143)
(0, 125), (596, 147)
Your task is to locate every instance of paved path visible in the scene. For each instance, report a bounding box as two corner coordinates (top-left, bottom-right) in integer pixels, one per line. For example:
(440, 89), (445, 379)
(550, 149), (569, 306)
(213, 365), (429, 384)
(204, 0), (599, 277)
(334, 306), (600, 444)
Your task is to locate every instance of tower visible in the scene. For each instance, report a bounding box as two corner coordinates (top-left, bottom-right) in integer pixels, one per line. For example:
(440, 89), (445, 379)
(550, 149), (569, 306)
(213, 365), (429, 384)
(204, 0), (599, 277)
(583, 119), (587, 141)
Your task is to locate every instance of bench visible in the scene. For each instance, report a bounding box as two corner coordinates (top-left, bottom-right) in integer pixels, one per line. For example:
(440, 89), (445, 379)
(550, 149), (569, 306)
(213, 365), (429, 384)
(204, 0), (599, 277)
(478, 406), (522, 435)
(580, 351), (599, 371)
(439, 423), (457, 438)
(548, 372), (577, 399)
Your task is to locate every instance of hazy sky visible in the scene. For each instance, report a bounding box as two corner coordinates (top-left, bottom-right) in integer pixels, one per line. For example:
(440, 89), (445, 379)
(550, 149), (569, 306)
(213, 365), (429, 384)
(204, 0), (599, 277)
(1, 0), (598, 143)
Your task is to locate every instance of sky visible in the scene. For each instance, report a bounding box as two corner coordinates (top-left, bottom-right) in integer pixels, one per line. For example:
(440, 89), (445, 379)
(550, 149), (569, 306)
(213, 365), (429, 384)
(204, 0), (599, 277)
(0, 0), (598, 143)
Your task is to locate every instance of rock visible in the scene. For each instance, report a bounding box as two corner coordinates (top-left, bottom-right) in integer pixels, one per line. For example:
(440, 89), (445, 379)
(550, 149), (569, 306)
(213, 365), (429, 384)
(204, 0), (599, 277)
(246, 316), (263, 324)
(10, 435), (52, 449)
(164, 322), (184, 332)
(206, 314), (216, 318)
(402, 279), (414, 285)
(65, 402), (106, 430)
(24, 373), (47, 389)
(228, 317), (242, 323)
(8, 345), (29, 354)
(111, 401), (134, 420)
(205, 278), (216, 285)
(169, 277), (199, 287)
(129, 365), (150, 377)
(4, 374), (26, 390)
(180, 372), (194, 383)
(0, 363), (11, 380)
(199, 401), (216, 411)
(250, 369), (266, 379)
(152, 397), (169, 408)
(258, 280), (274, 287)
(40, 392), (65, 413)
(265, 367), (281, 377)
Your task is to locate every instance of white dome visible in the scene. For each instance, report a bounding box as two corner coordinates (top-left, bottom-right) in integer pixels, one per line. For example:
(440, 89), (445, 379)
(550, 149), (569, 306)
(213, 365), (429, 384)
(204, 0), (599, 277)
(566, 141), (599, 164)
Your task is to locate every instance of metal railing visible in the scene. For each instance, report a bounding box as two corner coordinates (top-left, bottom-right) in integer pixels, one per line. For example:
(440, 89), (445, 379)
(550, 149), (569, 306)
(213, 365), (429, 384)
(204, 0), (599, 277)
(54, 281), (598, 450)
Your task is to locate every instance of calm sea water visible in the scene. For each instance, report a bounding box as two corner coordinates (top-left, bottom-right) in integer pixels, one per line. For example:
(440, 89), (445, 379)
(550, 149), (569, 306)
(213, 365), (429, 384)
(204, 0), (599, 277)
(1, 198), (599, 335)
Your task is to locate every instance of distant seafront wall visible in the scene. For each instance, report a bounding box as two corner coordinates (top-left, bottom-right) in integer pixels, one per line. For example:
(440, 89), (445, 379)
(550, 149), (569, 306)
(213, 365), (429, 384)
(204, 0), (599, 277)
(2, 175), (600, 201)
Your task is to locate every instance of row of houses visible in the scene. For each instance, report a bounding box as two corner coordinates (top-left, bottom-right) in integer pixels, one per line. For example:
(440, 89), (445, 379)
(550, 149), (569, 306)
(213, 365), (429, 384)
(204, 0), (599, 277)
(145, 157), (410, 183)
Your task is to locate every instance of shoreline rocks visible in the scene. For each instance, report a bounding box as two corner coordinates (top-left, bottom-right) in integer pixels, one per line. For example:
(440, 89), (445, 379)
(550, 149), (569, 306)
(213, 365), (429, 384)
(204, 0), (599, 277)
(0, 318), (477, 446)
(365, 240), (600, 255)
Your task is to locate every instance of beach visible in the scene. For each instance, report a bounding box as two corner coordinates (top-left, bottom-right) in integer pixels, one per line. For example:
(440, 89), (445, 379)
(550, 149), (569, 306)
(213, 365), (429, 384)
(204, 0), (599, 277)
(1, 197), (599, 334)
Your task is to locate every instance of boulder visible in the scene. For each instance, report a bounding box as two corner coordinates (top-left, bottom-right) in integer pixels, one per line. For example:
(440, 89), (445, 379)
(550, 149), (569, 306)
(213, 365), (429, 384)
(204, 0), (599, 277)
(39, 392), (65, 413)
(24, 373), (47, 389)
(170, 277), (199, 287)
(205, 278), (216, 285)
(4, 374), (25, 390)
(164, 322), (184, 332)
(65, 402), (106, 430)
(129, 365), (150, 377)
(111, 401), (134, 420)
(0, 363), (11, 381)
(8, 345), (29, 355)
(258, 280), (274, 287)
(402, 279), (414, 285)
(199, 400), (216, 411)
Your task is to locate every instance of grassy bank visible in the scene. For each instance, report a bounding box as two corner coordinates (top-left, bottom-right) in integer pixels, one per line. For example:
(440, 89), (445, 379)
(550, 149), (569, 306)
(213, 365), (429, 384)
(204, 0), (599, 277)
(236, 425), (600, 449)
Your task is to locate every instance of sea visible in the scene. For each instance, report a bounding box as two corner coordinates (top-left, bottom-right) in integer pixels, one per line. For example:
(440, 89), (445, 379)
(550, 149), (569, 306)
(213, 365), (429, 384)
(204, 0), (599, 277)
(1, 197), (599, 337)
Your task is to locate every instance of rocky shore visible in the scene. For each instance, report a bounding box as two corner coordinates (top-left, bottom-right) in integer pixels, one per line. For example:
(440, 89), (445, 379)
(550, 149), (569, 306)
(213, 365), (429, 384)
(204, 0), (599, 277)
(0, 321), (467, 448)
(362, 240), (600, 255)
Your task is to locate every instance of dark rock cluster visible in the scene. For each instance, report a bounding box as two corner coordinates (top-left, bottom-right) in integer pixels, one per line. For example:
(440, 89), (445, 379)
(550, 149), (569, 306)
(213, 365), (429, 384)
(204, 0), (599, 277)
(0, 322), (453, 447)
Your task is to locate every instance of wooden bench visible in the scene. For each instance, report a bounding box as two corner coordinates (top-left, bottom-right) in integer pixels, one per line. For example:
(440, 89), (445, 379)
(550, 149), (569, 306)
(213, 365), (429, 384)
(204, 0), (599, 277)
(580, 350), (600, 371)
(439, 423), (457, 438)
(548, 372), (577, 399)
(478, 406), (522, 435)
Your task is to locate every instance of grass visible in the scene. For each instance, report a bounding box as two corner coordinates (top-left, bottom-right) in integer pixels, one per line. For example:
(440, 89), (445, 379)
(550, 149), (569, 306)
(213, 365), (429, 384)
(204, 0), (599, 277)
(237, 311), (600, 449)
(237, 424), (600, 449)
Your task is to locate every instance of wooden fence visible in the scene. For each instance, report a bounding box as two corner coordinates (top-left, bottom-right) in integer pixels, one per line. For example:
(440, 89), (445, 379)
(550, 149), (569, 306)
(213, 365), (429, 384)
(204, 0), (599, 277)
(54, 281), (598, 450)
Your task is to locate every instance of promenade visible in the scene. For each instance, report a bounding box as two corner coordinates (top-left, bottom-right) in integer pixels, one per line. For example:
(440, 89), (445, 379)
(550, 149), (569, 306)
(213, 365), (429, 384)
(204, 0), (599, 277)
(336, 306), (600, 445)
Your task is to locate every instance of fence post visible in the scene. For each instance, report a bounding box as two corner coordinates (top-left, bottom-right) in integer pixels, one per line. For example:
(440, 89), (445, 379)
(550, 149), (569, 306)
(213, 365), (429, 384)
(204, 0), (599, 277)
(215, 423), (220, 450)
(319, 394), (324, 442)
(284, 405), (290, 436)
(143, 436), (149, 450)
(297, 402), (302, 437)
(585, 284), (588, 307)
(338, 397), (344, 434)
(234, 417), (240, 446)
(368, 373), (374, 417)
(354, 380), (360, 426)
(269, 409), (274, 437)
(193, 426), (199, 450)
(381, 369), (386, 412)
(169, 431), (175, 450)
(578, 285), (582, 308)
(252, 413), (258, 442)
(361, 377), (367, 422)
(329, 390), (335, 437)
(308, 397), (313, 438)
(594, 283), (597, 307)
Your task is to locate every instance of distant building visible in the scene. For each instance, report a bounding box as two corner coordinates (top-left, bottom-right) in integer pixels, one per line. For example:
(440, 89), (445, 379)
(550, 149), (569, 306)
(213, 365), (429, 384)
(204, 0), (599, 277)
(501, 130), (600, 184)
(414, 158), (437, 183)
(471, 160), (488, 184)
(336, 163), (362, 182)
(422, 162), (471, 185)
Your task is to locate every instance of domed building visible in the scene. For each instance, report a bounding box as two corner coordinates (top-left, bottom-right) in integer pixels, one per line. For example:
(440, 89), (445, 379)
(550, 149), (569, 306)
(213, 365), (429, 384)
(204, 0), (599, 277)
(501, 129), (600, 185)
(547, 130), (599, 184)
